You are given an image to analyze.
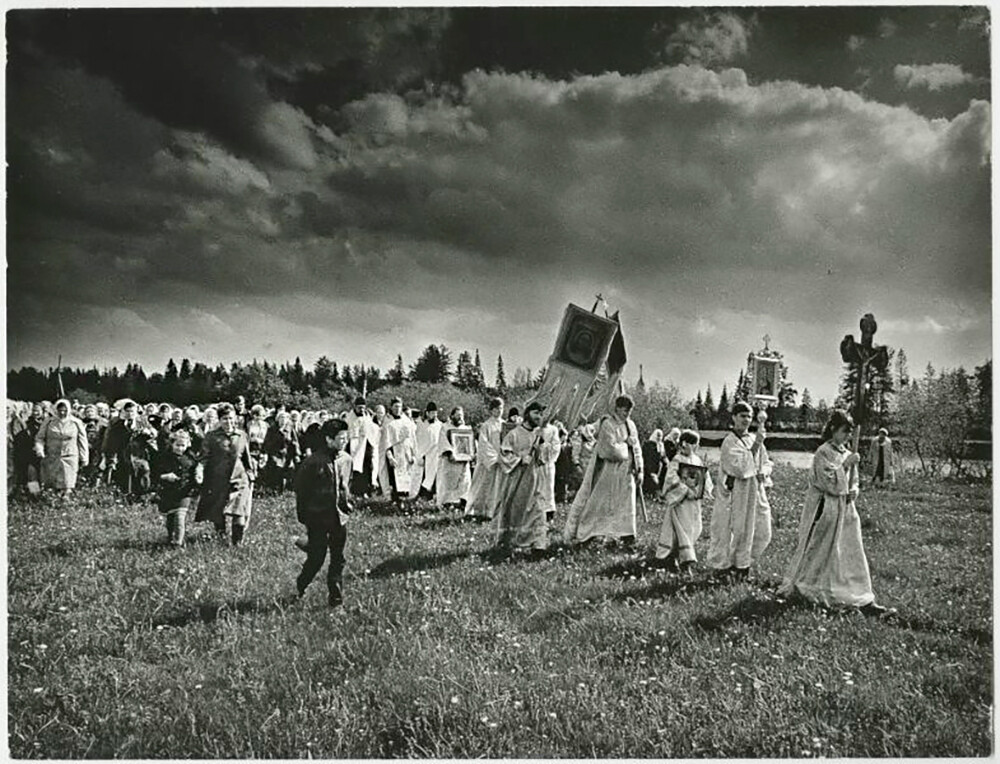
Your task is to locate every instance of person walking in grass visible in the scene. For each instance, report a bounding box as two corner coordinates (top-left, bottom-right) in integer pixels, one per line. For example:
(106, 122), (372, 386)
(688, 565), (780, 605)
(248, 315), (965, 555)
(708, 401), (771, 581)
(779, 410), (895, 617)
(294, 418), (354, 608)
(35, 398), (89, 495)
(195, 403), (255, 546)
(465, 397), (505, 520)
(154, 429), (202, 547)
(655, 429), (712, 576)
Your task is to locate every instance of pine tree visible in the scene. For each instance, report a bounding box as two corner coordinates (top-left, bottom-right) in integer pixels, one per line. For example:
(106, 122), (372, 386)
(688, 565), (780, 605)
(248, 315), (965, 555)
(896, 348), (910, 388)
(179, 358), (192, 381)
(496, 354), (508, 391)
(388, 354), (405, 385)
(291, 357), (306, 392)
(716, 384), (729, 426)
(410, 345), (453, 383)
(455, 351), (473, 389)
(692, 390), (704, 429)
(703, 384), (714, 417)
(798, 388), (814, 430)
(472, 350), (485, 389)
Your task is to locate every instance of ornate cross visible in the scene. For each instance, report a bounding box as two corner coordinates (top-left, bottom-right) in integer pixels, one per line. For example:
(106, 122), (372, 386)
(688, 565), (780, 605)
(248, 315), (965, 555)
(839, 313), (889, 446)
(762, 333), (771, 351)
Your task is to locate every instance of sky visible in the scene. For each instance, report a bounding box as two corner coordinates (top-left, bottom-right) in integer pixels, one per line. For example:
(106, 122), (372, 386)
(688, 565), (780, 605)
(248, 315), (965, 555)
(6, 6), (992, 403)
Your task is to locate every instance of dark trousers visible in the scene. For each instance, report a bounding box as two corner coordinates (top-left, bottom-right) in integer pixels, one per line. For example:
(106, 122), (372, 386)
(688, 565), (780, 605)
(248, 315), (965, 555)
(297, 522), (348, 600)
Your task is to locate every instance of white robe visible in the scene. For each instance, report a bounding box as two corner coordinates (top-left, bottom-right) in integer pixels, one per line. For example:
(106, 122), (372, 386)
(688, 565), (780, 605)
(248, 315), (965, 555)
(656, 452), (713, 563)
(563, 415), (642, 544)
(409, 418), (443, 497)
(779, 442), (875, 607)
(493, 424), (553, 550)
(466, 416), (504, 518)
(378, 415), (414, 497)
(436, 424), (474, 506)
(708, 431), (772, 570)
(345, 411), (380, 477)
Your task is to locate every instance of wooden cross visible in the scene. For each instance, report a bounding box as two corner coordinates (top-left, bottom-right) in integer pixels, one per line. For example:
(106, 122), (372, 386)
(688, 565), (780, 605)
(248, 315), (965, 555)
(591, 293), (605, 313)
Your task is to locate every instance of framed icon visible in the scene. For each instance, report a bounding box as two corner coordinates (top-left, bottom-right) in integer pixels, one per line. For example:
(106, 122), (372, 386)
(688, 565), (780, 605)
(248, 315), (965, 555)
(676, 462), (707, 501)
(752, 356), (780, 402)
(449, 428), (475, 462)
(552, 304), (620, 373)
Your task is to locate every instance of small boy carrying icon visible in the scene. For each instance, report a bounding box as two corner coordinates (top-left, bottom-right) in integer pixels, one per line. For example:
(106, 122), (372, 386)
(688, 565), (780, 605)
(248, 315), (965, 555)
(655, 429), (713, 576)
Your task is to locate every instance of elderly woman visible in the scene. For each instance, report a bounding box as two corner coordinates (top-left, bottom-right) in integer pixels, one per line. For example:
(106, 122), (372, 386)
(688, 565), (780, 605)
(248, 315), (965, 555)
(246, 404), (269, 475)
(12, 403), (46, 493)
(195, 403), (255, 546)
(642, 429), (664, 496)
(263, 409), (301, 491)
(779, 410), (894, 617)
(35, 399), (89, 494)
(202, 406), (220, 434)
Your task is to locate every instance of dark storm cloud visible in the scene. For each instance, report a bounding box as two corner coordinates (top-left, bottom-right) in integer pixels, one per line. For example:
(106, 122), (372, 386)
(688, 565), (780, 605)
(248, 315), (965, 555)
(6, 7), (992, 400)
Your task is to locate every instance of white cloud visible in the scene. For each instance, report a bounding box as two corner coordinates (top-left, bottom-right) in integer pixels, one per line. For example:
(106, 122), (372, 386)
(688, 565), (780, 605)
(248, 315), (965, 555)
(693, 317), (717, 336)
(665, 12), (753, 67)
(894, 63), (976, 92)
(878, 18), (898, 38)
(846, 35), (865, 52)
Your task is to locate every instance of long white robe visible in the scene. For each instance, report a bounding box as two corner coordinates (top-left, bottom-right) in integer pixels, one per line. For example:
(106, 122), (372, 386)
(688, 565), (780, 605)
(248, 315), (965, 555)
(708, 430), (772, 570)
(378, 415), (414, 497)
(436, 424), (474, 506)
(563, 415), (642, 544)
(465, 416), (504, 518)
(493, 424), (552, 550)
(779, 442), (875, 607)
(345, 410), (380, 480)
(535, 424), (560, 515)
(409, 418), (443, 497)
(867, 437), (896, 483)
(656, 452), (713, 563)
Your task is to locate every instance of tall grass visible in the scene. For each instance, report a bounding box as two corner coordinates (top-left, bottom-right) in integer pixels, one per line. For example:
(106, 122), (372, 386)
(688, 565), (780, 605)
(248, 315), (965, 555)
(8, 465), (992, 757)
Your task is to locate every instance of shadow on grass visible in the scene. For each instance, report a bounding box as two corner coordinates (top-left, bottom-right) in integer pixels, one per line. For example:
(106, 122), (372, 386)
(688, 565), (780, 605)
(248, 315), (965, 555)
(367, 550), (473, 579)
(152, 594), (301, 628)
(408, 514), (485, 532)
(886, 612), (992, 647)
(691, 594), (793, 631)
(613, 575), (724, 603)
(599, 556), (667, 581)
(477, 543), (574, 567)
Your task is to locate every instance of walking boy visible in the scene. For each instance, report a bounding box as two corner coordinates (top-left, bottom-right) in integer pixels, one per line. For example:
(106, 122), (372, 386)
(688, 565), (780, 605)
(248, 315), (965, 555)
(294, 418), (354, 608)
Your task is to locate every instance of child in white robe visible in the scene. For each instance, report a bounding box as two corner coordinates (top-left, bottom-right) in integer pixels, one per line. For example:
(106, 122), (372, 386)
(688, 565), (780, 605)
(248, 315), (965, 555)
(656, 430), (712, 574)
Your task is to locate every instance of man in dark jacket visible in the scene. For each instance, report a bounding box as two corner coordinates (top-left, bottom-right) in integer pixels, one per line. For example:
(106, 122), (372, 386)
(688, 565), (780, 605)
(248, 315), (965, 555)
(294, 418), (354, 607)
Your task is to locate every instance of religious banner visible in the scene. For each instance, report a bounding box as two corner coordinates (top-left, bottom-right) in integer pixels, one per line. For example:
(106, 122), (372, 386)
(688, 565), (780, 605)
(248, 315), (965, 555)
(529, 303), (620, 428)
(751, 355), (781, 403)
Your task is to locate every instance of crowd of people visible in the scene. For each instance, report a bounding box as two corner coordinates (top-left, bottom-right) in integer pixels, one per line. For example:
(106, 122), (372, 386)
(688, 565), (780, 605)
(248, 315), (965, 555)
(6, 392), (894, 616)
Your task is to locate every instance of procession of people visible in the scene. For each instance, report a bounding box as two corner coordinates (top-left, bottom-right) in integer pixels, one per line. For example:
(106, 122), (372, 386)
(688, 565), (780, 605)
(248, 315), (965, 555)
(6, 388), (895, 617)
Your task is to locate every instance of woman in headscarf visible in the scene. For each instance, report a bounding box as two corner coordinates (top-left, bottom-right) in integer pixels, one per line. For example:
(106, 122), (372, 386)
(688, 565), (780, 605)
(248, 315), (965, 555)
(263, 409), (301, 491)
(12, 403), (45, 493)
(201, 406), (220, 434)
(779, 409), (894, 617)
(34, 399), (89, 494)
(245, 404), (270, 478)
(195, 403), (255, 546)
(642, 429), (664, 496)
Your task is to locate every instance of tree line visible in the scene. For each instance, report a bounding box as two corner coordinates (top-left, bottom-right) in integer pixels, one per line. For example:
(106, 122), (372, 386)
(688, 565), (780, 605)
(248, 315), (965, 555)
(6, 345), (543, 410)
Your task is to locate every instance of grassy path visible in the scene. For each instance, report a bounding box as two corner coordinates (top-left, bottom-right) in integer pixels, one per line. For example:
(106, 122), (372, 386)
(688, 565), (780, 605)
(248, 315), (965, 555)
(7, 466), (992, 757)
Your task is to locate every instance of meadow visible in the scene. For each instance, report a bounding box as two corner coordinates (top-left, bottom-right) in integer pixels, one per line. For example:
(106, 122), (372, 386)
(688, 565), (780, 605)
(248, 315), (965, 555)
(7, 465), (993, 758)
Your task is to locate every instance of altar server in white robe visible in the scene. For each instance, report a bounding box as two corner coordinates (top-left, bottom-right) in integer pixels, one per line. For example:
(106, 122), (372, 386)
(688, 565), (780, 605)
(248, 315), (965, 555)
(779, 409), (894, 617)
(563, 395), (643, 546)
(378, 398), (414, 503)
(345, 397), (380, 497)
(656, 429), (713, 573)
(436, 407), (474, 509)
(708, 401), (772, 581)
(409, 403), (443, 500)
(465, 398), (505, 520)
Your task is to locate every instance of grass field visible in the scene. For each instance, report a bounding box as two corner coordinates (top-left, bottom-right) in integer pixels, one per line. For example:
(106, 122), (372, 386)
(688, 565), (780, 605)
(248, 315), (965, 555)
(7, 466), (993, 758)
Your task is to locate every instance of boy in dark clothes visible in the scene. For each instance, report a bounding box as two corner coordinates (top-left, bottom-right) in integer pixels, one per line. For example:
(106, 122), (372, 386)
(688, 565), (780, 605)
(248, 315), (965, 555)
(154, 429), (202, 547)
(294, 418), (354, 608)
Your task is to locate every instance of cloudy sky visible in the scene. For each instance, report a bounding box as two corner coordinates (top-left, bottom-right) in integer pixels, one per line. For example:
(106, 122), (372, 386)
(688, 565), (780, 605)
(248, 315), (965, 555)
(7, 6), (991, 402)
